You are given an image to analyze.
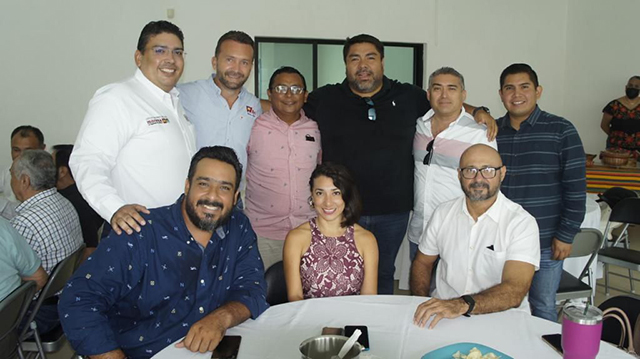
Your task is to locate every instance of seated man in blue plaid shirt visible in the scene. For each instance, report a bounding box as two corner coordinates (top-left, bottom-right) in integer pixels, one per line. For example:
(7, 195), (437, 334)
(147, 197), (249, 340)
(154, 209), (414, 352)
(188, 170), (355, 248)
(59, 146), (268, 359)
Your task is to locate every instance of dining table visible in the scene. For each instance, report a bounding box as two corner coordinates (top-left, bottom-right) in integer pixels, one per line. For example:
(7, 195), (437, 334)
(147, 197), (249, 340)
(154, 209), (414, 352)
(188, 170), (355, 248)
(152, 295), (634, 359)
(586, 161), (640, 193)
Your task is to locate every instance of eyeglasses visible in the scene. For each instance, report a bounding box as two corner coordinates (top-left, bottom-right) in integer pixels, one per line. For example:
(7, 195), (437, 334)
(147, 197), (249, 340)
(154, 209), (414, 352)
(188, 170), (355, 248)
(272, 85), (305, 95)
(151, 46), (185, 58)
(459, 166), (504, 179)
(364, 98), (376, 121)
(423, 139), (434, 165)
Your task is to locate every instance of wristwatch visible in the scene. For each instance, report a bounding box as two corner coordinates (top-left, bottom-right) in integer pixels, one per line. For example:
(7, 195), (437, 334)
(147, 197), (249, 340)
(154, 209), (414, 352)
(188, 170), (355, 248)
(461, 295), (475, 317)
(472, 106), (490, 116)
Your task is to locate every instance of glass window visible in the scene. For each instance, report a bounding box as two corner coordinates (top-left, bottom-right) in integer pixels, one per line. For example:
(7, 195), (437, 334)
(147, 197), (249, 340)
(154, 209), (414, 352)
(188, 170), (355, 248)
(255, 37), (424, 99)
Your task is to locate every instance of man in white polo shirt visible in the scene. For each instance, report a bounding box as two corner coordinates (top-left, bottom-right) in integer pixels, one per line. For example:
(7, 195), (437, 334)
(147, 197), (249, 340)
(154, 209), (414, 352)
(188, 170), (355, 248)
(70, 20), (196, 236)
(408, 67), (496, 260)
(411, 144), (539, 329)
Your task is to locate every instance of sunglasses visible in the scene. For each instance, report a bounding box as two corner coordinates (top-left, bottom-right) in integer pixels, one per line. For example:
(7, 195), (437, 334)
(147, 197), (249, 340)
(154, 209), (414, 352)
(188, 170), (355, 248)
(423, 139), (434, 165)
(364, 98), (376, 121)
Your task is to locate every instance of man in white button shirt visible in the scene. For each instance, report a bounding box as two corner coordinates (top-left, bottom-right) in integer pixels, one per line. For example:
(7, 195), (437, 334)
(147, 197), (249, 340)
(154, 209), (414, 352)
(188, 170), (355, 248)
(70, 20), (196, 236)
(411, 144), (540, 329)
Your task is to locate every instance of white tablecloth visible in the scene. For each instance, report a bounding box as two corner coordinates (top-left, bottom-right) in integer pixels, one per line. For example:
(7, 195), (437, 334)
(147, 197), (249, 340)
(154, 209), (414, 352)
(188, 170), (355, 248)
(152, 295), (633, 359)
(396, 195), (603, 290)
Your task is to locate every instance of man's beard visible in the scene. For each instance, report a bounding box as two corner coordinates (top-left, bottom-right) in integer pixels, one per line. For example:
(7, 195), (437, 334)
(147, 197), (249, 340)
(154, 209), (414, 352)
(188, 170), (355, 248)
(216, 70), (247, 90)
(185, 198), (232, 232)
(347, 68), (382, 94)
(462, 181), (499, 202)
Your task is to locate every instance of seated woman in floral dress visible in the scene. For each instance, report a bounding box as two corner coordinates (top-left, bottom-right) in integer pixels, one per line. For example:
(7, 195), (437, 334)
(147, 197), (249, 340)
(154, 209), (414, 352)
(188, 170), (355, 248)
(283, 163), (378, 301)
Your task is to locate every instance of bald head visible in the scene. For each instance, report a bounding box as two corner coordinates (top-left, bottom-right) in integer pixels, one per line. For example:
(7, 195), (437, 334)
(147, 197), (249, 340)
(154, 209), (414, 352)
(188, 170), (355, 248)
(460, 144), (503, 169)
(458, 144), (505, 203)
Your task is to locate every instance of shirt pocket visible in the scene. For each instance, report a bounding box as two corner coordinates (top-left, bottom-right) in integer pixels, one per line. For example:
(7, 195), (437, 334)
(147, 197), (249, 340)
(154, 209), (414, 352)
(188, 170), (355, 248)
(478, 248), (507, 285)
(293, 132), (321, 170)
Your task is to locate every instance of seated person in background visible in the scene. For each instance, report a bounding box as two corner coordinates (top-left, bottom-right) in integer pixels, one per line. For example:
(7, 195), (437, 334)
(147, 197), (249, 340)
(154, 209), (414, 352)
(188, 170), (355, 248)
(59, 146), (268, 359)
(411, 144), (540, 329)
(283, 163), (378, 301)
(600, 75), (640, 155)
(1, 125), (46, 219)
(52, 144), (103, 260)
(10, 150), (83, 274)
(10, 149), (83, 334)
(245, 66), (321, 270)
(0, 216), (48, 301)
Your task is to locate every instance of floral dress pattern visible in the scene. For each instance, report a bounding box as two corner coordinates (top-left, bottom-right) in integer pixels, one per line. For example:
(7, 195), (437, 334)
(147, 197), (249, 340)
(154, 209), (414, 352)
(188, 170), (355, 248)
(603, 99), (640, 152)
(300, 218), (364, 299)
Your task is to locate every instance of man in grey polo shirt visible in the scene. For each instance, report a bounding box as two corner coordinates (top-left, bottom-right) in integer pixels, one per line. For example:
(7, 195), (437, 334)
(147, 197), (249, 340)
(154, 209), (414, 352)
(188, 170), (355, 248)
(178, 31), (262, 192)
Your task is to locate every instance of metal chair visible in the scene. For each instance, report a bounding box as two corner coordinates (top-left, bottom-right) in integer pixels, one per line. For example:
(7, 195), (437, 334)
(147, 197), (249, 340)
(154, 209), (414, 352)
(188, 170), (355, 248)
(598, 197), (640, 295)
(265, 261), (288, 306)
(0, 281), (37, 359)
(20, 244), (85, 358)
(556, 229), (604, 306)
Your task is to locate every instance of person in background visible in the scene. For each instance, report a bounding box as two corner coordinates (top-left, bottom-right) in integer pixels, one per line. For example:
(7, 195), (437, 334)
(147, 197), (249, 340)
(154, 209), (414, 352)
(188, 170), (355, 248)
(0, 126), (45, 219)
(245, 66), (321, 270)
(10, 149), (83, 334)
(283, 163), (378, 301)
(600, 75), (640, 155)
(52, 144), (102, 260)
(0, 216), (48, 302)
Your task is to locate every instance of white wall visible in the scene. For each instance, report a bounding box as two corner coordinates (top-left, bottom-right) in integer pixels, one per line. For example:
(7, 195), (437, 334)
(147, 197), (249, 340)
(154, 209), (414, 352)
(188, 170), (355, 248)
(1, 0), (634, 170)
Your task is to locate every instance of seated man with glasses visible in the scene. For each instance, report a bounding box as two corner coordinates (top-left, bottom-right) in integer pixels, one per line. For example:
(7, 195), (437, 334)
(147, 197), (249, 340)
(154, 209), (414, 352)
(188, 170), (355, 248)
(244, 67), (321, 269)
(410, 144), (540, 329)
(408, 67), (496, 261)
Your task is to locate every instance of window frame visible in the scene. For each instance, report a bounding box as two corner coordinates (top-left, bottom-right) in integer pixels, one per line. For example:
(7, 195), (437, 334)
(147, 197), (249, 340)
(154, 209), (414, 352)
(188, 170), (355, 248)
(254, 36), (424, 96)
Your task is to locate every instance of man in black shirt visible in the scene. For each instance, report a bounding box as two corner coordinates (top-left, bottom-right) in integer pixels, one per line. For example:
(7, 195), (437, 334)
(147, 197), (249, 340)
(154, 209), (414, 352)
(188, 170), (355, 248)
(53, 144), (102, 260)
(304, 34), (495, 294)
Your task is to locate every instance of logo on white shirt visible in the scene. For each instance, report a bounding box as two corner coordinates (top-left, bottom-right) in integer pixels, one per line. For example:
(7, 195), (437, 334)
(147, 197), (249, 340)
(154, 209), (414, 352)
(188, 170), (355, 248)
(146, 116), (170, 126)
(246, 106), (257, 117)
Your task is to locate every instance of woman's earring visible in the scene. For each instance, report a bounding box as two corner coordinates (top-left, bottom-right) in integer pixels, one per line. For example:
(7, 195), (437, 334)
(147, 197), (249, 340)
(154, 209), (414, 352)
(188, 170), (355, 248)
(308, 197), (314, 209)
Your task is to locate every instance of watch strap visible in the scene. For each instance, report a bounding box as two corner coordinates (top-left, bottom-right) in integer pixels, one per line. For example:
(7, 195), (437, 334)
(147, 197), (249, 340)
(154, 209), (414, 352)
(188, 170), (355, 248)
(462, 295), (475, 317)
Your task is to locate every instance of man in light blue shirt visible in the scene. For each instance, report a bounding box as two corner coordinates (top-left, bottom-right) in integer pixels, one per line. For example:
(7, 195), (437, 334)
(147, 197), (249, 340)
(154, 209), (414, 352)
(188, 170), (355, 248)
(179, 31), (262, 192)
(0, 217), (48, 301)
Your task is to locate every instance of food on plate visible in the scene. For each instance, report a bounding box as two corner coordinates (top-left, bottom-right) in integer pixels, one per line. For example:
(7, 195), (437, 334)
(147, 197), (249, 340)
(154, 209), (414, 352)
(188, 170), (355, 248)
(452, 347), (500, 359)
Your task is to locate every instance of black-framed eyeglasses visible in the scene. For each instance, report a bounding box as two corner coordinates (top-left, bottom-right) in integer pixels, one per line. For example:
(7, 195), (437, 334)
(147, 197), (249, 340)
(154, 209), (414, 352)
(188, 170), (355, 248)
(364, 98), (376, 121)
(423, 139), (434, 165)
(459, 166), (504, 179)
(271, 85), (305, 95)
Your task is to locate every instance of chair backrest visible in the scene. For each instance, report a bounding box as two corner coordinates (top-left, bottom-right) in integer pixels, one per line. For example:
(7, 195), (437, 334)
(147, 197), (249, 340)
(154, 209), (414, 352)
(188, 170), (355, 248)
(599, 295), (640, 350)
(20, 244), (85, 338)
(265, 261), (288, 306)
(569, 229), (604, 280)
(598, 187), (638, 210)
(569, 229), (604, 258)
(609, 197), (640, 225)
(0, 281), (37, 356)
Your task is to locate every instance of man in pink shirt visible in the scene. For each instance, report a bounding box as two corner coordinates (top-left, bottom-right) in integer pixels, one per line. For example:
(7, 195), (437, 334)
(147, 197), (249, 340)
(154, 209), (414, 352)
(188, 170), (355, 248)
(245, 67), (321, 269)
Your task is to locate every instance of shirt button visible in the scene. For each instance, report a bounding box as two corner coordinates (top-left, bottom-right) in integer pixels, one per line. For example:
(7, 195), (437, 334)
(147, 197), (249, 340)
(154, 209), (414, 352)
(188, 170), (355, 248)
(199, 307), (204, 314)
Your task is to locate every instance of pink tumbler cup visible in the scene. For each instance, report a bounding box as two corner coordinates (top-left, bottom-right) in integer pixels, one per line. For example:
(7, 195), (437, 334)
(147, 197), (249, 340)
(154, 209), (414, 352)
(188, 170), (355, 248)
(562, 303), (603, 359)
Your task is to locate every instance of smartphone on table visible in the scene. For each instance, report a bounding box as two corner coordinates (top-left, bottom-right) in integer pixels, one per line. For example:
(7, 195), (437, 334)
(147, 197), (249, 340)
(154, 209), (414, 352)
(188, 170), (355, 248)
(541, 333), (563, 355)
(344, 325), (370, 351)
(211, 335), (241, 359)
